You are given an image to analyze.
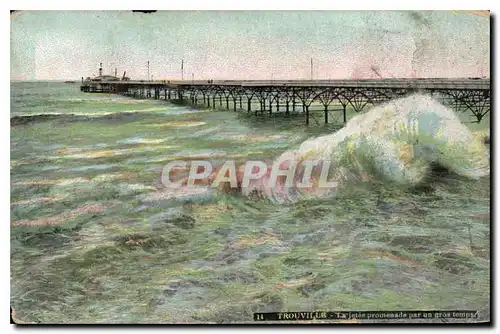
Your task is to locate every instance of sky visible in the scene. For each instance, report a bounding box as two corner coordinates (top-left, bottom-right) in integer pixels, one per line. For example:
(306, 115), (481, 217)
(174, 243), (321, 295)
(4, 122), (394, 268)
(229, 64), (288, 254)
(10, 10), (490, 81)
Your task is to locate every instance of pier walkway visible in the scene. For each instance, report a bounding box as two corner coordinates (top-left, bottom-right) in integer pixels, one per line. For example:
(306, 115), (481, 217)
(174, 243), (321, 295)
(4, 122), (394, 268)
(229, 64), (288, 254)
(81, 78), (491, 124)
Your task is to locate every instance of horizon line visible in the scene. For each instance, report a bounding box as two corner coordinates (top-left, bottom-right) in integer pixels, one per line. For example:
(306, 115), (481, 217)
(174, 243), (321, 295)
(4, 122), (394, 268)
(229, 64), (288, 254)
(11, 76), (491, 82)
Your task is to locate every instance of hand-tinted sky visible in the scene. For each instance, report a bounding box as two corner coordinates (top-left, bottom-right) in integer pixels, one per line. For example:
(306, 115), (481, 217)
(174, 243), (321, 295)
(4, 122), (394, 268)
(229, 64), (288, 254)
(11, 10), (490, 81)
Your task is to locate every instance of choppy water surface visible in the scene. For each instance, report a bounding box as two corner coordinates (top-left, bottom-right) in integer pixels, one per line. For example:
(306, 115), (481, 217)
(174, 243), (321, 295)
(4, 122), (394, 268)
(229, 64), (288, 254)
(11, 82), (490, 323)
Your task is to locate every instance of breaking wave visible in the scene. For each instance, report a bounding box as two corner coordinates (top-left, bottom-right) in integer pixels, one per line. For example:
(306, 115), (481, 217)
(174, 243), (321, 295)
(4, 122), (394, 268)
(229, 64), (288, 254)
(10, 111), (153, 126)
(11, 107), (210, 126)
(236, 94), (490, 203)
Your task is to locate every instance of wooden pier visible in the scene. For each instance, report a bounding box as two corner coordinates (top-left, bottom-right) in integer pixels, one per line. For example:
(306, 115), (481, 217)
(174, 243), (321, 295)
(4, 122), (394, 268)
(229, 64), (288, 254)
(80, 78), (491, 124)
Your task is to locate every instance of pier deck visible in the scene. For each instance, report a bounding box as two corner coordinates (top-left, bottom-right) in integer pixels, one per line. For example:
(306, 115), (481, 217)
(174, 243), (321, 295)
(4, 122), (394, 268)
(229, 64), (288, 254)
(80, 78), (491, 124)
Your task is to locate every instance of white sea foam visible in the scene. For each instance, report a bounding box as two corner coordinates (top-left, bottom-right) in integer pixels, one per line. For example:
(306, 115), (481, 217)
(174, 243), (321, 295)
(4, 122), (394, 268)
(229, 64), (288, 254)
(251, 94), (490, 203)
(285, 94), (490, 185)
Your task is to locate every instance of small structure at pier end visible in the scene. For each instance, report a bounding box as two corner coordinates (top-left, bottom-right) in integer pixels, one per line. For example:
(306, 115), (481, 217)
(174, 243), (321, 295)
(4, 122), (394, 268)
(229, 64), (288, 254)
(80, 64), (129, 92)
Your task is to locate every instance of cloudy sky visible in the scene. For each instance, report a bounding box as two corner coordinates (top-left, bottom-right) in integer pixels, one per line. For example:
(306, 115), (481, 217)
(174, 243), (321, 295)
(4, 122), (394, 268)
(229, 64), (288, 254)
(11, 10), (490, 81)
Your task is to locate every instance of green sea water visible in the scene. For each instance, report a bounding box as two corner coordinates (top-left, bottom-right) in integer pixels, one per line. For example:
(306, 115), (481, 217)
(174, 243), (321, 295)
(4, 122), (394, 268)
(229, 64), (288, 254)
(10, 81), (490, 324)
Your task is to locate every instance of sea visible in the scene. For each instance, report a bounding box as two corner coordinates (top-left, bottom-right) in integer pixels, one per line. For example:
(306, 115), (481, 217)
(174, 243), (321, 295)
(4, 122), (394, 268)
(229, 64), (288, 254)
(10, 81), (490, 324)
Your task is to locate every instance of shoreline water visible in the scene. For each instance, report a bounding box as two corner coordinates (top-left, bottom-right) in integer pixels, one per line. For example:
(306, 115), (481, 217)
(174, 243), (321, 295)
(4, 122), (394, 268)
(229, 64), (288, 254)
(10, 82), (491, 324)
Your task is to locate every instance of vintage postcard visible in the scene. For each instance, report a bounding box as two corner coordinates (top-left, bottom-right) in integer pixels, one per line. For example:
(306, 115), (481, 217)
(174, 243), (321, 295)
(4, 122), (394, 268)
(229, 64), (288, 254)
(10, 10), (490, 324)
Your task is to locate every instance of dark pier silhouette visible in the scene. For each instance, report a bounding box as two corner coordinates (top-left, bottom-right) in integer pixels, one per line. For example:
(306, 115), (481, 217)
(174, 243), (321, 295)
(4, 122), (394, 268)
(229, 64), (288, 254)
(80, 77), (490, 124)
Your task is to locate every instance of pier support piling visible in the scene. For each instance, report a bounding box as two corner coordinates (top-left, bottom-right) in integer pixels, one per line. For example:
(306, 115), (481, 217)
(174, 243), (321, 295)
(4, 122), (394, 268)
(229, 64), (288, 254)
(81, 79), (490, 126)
